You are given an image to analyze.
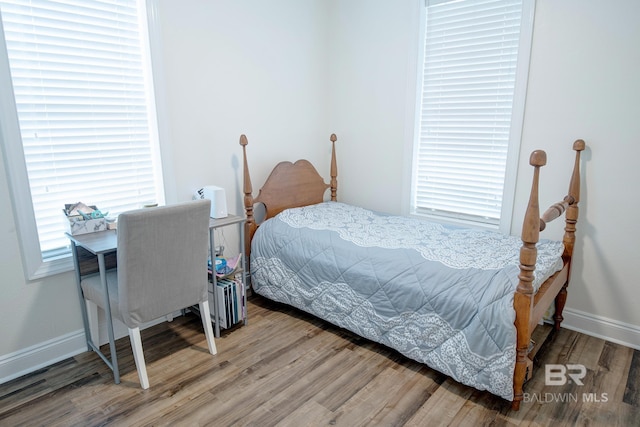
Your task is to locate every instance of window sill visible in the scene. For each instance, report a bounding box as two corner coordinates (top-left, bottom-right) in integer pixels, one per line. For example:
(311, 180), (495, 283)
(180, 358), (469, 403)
(408, 210), (502, 233)
(28, 255), (74, 281)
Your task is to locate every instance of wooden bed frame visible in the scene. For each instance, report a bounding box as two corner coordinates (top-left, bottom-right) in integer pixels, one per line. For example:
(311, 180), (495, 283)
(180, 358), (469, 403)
(239, 133), (585, 411)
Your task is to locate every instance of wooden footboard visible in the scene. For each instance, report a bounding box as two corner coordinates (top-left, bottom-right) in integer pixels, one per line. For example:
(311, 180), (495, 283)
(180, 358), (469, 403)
(512, 140), (585, 411)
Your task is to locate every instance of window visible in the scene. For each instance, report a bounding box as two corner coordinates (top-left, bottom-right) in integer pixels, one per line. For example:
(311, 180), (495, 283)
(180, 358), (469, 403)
(0, 0), (164, 279)
(411, 0), (534, 231)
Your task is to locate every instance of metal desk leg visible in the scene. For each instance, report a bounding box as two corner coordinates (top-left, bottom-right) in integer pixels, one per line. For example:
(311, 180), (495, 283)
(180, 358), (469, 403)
(98, 253), (120, 384)
(240, 225), (248, 326)
(210, 228), (220, 338)
(70, 242), (92, 352)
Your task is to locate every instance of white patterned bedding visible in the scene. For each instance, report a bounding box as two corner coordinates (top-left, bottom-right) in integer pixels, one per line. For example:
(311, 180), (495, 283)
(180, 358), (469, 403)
(250, 202), (564, 400)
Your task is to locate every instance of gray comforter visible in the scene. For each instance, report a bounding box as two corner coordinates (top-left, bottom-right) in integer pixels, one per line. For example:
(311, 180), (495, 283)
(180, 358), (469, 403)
(251, 202), (564, 400)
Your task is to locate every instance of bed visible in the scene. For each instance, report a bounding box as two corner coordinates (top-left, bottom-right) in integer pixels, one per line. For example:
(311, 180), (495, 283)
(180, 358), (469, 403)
(239, 134), (585, 410)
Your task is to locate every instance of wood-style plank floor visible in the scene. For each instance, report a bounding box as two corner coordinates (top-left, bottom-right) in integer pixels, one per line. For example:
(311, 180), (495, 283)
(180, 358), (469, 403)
(1, 295), (638, 426)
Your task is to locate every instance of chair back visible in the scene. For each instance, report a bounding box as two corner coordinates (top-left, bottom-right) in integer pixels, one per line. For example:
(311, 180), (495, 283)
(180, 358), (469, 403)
(116, 199), (211, 328)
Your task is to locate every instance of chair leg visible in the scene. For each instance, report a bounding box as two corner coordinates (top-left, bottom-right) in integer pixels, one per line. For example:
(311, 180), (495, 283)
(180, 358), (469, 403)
(128, 327), (150, 389)
(199, 300), (217, 355)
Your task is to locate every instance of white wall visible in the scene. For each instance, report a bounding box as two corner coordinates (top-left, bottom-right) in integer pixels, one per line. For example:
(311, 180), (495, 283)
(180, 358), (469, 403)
(0, 137), (85, 359)
(153, 0), (331, 211)
(0, 0), (638, 383)
(327, 0), (421, 213)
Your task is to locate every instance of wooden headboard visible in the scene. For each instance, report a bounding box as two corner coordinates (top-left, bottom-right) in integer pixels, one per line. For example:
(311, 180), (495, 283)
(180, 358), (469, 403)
(240, 133), (338, 258)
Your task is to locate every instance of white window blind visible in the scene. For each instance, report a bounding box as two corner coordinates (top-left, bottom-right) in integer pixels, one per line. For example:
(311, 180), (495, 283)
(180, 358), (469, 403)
(0, 0), (162, 259)
(413, 0), (526, 226)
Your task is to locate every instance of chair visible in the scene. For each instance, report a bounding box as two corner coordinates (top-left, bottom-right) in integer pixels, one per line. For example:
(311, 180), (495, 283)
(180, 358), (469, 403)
(79, 199), (216, 389)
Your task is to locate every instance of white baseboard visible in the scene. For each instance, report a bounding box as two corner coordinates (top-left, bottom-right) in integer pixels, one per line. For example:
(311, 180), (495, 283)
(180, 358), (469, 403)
(0, 311), (184, 385)
(562, 308), (640, 350)
(0, 329), (87, 385)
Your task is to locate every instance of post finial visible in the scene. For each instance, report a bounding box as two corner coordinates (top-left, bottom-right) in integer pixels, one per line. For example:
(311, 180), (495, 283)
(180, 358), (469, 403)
(240, 134), (248, 147)
(529, 150), (547, 167)
(573, 139), (585, 152)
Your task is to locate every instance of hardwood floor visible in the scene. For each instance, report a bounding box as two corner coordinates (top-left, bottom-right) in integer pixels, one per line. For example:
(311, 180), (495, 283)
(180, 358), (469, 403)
(1, 295), (638, 426)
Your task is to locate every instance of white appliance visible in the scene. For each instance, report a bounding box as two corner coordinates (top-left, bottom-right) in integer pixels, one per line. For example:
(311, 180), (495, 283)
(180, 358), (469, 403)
(194, 186), (228, 218)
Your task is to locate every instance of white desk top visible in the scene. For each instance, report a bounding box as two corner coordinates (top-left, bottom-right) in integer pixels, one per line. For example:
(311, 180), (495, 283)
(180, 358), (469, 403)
(66, 214), (245, 255)
(66, 230), (117, 255)
(208, 214), (245, 228)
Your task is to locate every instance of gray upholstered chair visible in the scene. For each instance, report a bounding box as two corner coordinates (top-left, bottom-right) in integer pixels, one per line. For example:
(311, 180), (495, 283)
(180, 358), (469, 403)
(80, 199), (216, 389)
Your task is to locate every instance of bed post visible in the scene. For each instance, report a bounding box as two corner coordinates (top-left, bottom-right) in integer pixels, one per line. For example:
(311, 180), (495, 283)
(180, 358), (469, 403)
(330, 133), (338, 201)
(554, 140), (585, 330)
(240, 134), (256, 263)
(512, 150), (546, 411)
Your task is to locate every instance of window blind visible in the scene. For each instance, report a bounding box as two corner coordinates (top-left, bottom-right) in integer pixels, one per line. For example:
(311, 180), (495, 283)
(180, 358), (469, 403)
(414, 0), (524, 225)
(0, 0), (162, 258)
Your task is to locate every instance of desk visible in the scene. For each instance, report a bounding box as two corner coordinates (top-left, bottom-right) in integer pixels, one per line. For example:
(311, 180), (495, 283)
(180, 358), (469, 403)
(68, 214), (247, 382)
(67, 229), (120, 381)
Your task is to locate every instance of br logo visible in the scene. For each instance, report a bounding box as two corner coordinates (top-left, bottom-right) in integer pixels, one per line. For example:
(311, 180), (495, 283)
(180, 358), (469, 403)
(545, 364), (587, 386)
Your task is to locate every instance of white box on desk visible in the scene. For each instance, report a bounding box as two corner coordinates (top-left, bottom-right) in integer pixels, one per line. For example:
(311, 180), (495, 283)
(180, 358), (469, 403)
(63, 207), (107, 235)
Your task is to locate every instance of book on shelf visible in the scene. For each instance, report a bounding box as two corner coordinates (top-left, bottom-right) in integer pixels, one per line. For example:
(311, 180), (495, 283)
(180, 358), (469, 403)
(213, 276), (245, 329)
